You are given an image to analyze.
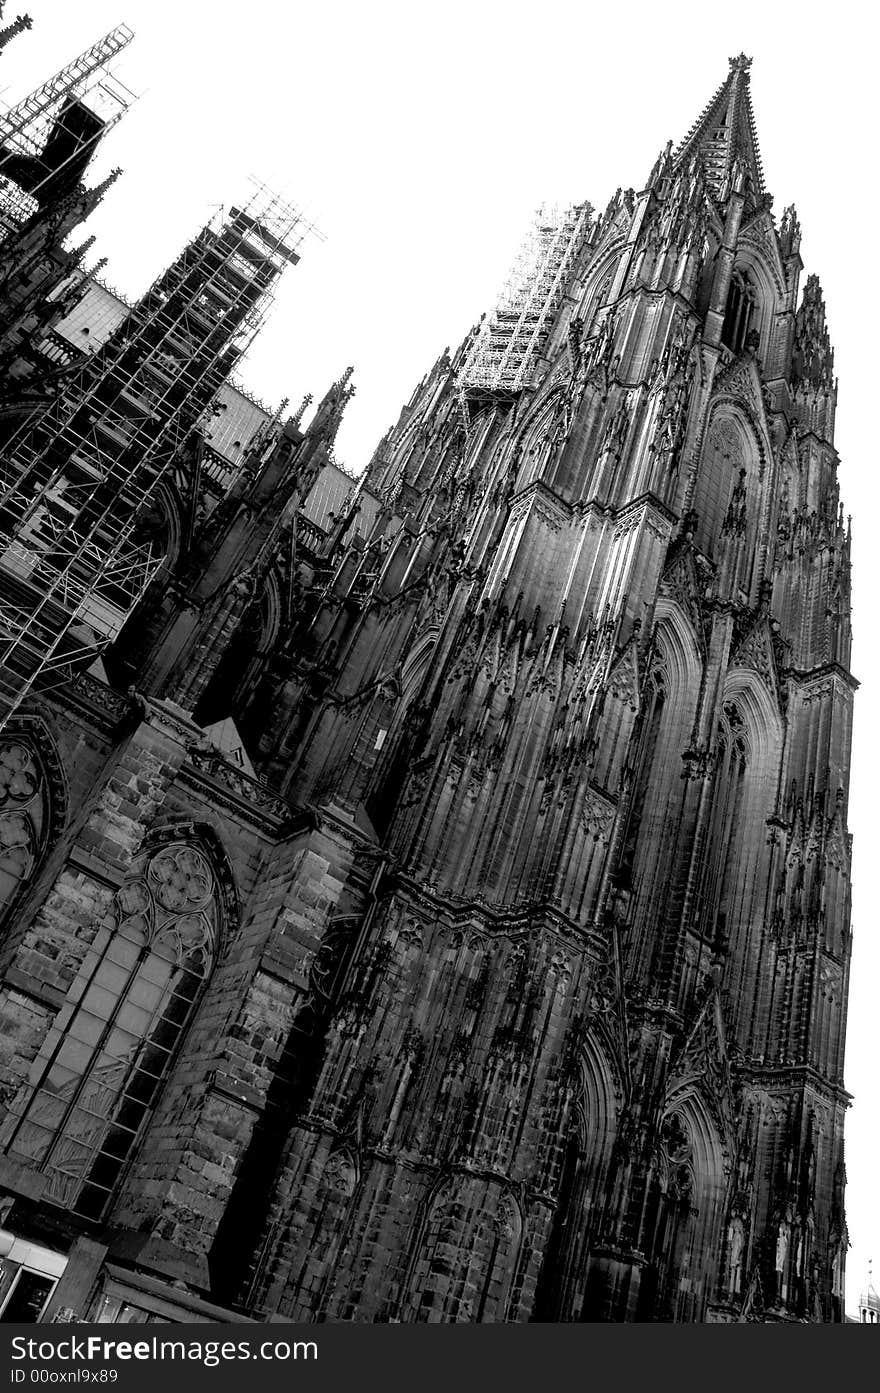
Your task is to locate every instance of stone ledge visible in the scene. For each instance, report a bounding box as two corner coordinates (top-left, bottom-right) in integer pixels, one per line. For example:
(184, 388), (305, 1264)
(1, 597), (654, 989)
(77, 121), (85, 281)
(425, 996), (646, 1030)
(102, 1260), (250, 1322)
(67, 844), (126, 889)
(208, 1069), (265, 1113)
(2, 965), (67, 1011)
(178, 760), (289, 832)
(259, 940), (309, 989)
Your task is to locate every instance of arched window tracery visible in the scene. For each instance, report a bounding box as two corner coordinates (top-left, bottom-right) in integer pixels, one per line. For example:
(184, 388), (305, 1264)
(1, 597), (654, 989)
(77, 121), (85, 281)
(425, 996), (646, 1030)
(621, 609), (703, 976)
(0, 740), (45, 920)
(1, 840), (220, 1220)
(618, 647), (667, 884)
(694, 414), (762, 585)
(578, 262), (616, 337)
(0, 727), (60, 928)
(721, 268), (756, 355)
(696, 701), (750, 940)
(645, 1098), (726, 1321)
(516, 393), (565, 489)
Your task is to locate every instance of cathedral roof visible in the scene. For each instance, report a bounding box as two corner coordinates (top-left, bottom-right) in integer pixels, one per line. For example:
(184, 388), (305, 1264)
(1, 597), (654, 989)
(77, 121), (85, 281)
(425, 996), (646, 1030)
(674, 54), (766, 213)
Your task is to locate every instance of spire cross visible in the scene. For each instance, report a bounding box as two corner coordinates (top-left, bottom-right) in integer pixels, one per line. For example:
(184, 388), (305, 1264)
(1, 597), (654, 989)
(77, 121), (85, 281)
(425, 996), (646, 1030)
(728, 53), (753, 71)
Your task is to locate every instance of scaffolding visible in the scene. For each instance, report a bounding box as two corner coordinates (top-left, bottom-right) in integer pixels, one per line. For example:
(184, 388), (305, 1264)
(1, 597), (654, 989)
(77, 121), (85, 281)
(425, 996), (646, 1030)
(460, 202), (592, 394)
(0, 178), (317, 732)
(0, 24), (135, 242)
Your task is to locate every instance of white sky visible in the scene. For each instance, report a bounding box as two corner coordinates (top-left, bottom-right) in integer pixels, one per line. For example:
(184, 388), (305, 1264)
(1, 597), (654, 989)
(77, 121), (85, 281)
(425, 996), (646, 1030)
(5, 0), (876, 1318)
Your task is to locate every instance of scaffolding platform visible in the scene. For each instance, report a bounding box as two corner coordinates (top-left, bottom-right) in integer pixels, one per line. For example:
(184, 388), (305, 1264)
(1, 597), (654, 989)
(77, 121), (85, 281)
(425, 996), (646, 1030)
(0, 24), (135, 241)
(460, 202), (592, 395)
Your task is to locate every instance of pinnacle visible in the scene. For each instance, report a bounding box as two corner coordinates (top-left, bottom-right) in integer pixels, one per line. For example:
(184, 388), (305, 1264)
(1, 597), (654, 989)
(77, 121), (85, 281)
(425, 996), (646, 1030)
(307, 365), (356, 448)
(290, 391), (313, 427)
(779, 205), (801, 260)
(792, 274), (834, 394)
(89, 166), (123, 199)
(0, 11), (32, 53)
(802, 273), (824, 303)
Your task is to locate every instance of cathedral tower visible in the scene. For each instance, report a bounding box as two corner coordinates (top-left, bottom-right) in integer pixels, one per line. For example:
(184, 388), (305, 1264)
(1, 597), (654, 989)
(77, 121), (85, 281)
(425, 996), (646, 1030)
(216, 54), (851, 1323)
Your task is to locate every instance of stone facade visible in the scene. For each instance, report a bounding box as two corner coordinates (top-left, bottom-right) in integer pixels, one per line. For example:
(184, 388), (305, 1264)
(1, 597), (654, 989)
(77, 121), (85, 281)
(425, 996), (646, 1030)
(0, 45), (853, 1323)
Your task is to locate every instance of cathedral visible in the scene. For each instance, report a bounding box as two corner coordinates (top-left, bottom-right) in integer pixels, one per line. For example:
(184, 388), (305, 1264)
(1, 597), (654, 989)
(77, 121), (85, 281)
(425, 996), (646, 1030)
(0, 16), (854, 1324)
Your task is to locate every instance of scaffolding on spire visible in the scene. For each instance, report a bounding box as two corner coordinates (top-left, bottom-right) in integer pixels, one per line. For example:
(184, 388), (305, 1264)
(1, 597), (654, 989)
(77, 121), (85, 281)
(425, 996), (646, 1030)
(0, 24), (135, 240)
(0, 177), (318, 733)
(460, 201), (592, 395)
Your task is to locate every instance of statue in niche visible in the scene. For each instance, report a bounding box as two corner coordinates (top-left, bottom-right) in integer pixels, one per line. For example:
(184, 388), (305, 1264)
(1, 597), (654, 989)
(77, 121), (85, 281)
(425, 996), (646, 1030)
(727, 1216), (745, 1297)
(775, 1217), (791, 1302)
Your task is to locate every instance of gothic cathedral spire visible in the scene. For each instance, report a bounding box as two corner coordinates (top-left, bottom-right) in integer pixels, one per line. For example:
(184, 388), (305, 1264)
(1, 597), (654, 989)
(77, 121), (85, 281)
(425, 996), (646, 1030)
(675, 52), (767, 212)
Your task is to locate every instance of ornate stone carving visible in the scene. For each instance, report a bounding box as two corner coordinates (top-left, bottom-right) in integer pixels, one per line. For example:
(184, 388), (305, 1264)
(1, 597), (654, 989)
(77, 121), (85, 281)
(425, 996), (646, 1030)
(606, 641), (639, 709)
(581, 787), (615, 842)
(659, 1111), (695, 1206)
(186, 746), (289, 820)
(817, 959), (842, 996)
(323, 1149), (358, 1198)
(116, 842), (217, 971)
(587, 952), (617, 1016)
(493, 1193), (519, 1241)
(0, 744), (40, 858)
(0, 739), (46, 919)
(68, 673), (132, 721)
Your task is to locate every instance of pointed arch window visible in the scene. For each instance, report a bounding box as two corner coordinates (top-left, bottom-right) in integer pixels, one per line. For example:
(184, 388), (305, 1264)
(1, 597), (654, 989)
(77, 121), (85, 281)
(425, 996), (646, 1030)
(721, 269), (756, 355)
(618, 645), (667, 885)
(698, 701), (749, 937)
(1, 841), (218, 1220)
(645, 1102), (726, 1321)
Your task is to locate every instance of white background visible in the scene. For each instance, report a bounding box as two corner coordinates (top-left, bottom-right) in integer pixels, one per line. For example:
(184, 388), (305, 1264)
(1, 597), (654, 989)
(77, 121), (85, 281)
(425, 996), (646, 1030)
(5, 0), (876, 1317)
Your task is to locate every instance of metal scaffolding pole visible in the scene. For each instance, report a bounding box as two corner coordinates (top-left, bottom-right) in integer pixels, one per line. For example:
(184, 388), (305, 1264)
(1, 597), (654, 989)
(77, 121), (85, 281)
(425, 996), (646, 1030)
(460, 202), (592, 394)
(0, 24), (135, 242)
(0, 180), (316, 733)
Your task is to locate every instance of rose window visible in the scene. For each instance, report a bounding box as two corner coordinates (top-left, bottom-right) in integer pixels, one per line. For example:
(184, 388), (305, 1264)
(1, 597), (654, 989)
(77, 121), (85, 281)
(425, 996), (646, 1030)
(149, 845), (213, 913)
(0, 744), (38, 807)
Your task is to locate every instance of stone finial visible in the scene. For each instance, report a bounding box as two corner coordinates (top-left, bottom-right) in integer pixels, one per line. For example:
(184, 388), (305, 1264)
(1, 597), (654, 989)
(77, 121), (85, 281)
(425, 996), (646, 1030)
(780, 204), (802, 260)
(87, 167), (123, 207)
(307, 366), (356, 448)
(0, 14), (33, 54)
(792, 274), (835, 392)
